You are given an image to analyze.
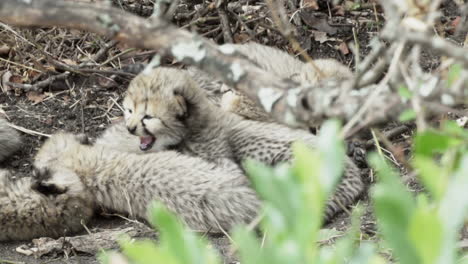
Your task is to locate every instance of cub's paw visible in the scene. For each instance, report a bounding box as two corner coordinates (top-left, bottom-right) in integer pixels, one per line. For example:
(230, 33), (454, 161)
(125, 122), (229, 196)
(220, 90), (241, 112)
(346, 141), (367, 168)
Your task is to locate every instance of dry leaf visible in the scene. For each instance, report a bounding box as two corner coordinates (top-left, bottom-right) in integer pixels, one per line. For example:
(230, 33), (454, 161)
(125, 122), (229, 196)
(27, 69), (42, 80)
(1, 71), (13, 93)
(302, 0), (319, 10)
(98, 75), (118, 89)
(333, 5), (345, 16)
(338, 42), (349, 55)
(311, 30), (328, 43)
(300, 11), (338, 35)
(70, 29), (83, 35)
(234, 33), (250, 43)
(0, 44), (10, 55)
(62, 58), (78, 65)
(26, 91), (47, 104)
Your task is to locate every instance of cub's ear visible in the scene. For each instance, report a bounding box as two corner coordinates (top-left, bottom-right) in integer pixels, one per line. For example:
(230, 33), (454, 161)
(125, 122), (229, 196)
(174, 91), (188, 120)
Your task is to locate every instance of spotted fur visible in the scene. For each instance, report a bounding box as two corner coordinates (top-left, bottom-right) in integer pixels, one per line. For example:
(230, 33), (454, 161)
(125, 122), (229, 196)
(0, 170), (94, 241)
(108, 67), (363, 221)
(0, 118), (21, 162)
(34, 133), (260, 233)
(0, 120), (93, 241)
(187, 42), (352, 123)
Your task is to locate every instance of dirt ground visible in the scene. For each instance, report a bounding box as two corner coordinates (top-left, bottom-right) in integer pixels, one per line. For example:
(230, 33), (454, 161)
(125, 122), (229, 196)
(0, 0), (464, 263)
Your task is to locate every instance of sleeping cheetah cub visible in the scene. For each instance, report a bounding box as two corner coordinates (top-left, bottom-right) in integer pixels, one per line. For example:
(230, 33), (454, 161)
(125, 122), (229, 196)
(112, 67), (363, 221)
(0, 170), (94, 241)
(187, 42), (352, 122)
(0, 117), (21, 161)
(0, 119), (93, 241)
(34, 133), (260, 233)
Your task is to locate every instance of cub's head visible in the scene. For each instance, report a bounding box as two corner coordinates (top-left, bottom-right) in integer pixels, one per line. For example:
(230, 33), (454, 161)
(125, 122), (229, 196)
(34, 133), (89, 169)
(123, 67), (201, 152)
(33, 133), (90, 196)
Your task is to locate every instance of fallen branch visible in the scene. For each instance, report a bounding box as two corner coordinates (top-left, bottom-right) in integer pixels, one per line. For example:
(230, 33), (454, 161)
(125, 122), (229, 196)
(1, 0), (467, 132)
(0, 0), (319, 128)
(6, 72), (70, 92)
(16, 224), (155, 257)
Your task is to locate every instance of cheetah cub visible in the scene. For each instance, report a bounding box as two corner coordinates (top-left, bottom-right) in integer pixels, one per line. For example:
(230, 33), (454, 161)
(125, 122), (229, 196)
(0, 170), (94, 241)
(115, 67), (363, 221)
(0, 119), (93, 241)
(0, 117), (21, 161)
(187, 42), (352, 122)
(34, 133), (260, 233)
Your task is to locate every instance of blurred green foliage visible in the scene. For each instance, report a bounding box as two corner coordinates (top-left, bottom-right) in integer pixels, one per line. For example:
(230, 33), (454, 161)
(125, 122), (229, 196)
(103, 120), (467, 264)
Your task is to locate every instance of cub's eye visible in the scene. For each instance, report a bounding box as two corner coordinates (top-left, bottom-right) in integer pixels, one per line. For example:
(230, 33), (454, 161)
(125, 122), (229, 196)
(143, 115), (153, 120)
(125, 108), (133, 114)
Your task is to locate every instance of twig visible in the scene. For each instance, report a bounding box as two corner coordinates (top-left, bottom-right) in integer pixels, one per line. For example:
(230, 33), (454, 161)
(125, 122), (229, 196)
(79, 39), (119, 67)
(353, 39), (386, 88)
(365, 125), (410, 148)
(6, 123), (51, 137)
(216, 0), (234, 43)
(6, 72), (70, 92)
(384, 30), (468, 67)
(265, 0), (324, 78)
(2, 0), (468, 131)
(0, 0), (316, 128)
(0, 57), (42, 73)
(0, 259), (24, 264)
(342, 42), (405, 137)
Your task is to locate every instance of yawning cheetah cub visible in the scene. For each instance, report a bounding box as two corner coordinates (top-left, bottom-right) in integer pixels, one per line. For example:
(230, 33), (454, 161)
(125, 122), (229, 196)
(114, 67), (363, 221)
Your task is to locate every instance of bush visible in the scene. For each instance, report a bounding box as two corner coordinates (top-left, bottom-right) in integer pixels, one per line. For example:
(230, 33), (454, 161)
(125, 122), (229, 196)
(103, 120), (468, 264)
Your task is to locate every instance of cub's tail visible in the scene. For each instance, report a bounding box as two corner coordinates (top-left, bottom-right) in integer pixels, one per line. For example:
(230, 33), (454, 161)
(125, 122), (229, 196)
(0, 118), (21, 162)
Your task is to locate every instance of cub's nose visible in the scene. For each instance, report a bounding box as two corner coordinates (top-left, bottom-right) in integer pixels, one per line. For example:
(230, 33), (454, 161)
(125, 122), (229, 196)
(127, 126), (137, 134)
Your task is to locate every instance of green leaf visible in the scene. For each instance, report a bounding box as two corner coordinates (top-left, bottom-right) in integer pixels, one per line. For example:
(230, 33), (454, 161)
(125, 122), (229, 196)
(316, 228), (344, 243)
(292, 143), (324, 218)
(121, 239), (178, 264)
(370, 154), (419, 264)
(409, 195), (443, 264)
(414, 130), (462, 157)
(399, 109), (417, 122)
(98, 250), (111, 264)
(148, 203), (220, 264)
(447, 63), (462, 87)
(232, 226), (265, 264)
(398, 85), (413, 99)
(292, 120), (345, 218)
(320, 206), (364, 264)
(316, 120), (345, 195)
(348, 243), (379, 264)
(441, 120), (468, 140)
(437, 155), (468, 264)
(412, 156), (447, 201)
(244, 161), (300, 231)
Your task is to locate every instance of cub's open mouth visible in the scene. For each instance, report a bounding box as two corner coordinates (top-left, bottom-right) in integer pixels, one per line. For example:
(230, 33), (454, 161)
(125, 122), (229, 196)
(139, 135), (156, 151)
